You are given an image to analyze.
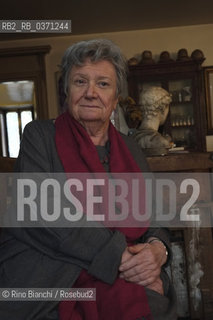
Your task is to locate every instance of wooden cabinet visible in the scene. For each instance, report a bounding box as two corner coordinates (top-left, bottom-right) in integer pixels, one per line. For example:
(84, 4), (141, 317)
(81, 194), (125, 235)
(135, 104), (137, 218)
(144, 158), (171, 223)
(147, 153), (213, 319)
(128, 59), (207, 152)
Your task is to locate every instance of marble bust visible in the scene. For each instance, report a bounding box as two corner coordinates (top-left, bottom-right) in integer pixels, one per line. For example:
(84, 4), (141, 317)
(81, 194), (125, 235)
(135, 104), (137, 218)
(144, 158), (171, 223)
(132, 86), (172, 155)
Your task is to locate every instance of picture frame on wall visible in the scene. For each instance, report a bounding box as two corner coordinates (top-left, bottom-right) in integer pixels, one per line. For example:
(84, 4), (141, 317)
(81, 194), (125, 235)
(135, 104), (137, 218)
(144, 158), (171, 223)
(204, 66), (213, 134)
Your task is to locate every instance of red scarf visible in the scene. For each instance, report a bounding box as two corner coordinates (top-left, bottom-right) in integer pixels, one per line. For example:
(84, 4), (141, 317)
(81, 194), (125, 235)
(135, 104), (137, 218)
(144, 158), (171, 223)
(55, 111), (152, 320)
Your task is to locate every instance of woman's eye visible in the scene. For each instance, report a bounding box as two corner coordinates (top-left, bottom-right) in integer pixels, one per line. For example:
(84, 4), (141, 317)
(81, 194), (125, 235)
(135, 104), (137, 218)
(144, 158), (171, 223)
(98, 81), (109, 88)
(74, 79), (87, 85)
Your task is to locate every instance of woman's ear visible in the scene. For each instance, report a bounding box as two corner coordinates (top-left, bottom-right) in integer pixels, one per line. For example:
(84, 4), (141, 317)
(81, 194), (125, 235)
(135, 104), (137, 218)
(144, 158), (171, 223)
(113, 97), (119, 110)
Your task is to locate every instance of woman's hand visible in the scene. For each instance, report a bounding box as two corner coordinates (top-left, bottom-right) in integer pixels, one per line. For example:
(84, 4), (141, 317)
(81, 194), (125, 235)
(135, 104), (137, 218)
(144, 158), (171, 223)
(146, 277), (164, 295)
(119, 241), (167, 291)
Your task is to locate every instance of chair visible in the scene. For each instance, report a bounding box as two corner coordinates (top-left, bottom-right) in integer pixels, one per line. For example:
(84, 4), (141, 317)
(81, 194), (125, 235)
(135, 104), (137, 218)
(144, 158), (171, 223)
(0, 156), (16, 172)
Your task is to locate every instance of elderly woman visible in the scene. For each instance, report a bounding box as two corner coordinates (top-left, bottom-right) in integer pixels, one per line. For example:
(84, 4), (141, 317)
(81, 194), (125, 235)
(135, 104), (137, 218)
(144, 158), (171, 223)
(133, 86), (172, 155)
(0, 39), (176, 320)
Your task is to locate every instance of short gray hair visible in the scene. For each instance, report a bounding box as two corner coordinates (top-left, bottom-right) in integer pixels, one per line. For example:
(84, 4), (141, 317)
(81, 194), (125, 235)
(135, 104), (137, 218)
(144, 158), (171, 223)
(60, 39), (127, 97)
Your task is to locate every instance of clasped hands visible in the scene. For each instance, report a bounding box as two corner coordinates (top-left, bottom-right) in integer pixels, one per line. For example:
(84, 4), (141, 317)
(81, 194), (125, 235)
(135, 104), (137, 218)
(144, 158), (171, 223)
(119, 239), (167, 295)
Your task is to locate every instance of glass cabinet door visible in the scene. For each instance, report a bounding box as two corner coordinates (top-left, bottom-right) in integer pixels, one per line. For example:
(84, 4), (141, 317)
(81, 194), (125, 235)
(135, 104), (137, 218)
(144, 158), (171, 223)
(168, 79), (195, 149)
(137, 79), (196, 150)
(128, 59), (206, 151)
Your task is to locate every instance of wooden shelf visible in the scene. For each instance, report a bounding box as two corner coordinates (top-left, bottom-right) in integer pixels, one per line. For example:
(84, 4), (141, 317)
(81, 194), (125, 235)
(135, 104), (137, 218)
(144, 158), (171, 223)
(146, 152), (213, 172)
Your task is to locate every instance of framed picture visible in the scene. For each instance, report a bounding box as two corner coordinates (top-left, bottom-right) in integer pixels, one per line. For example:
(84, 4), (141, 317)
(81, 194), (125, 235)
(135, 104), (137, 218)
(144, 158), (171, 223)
(204, 66), (213, 134)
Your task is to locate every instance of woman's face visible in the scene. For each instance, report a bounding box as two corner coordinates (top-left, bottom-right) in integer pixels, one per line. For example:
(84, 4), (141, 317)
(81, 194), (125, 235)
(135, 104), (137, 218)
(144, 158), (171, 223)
(67, 59), (118, 124)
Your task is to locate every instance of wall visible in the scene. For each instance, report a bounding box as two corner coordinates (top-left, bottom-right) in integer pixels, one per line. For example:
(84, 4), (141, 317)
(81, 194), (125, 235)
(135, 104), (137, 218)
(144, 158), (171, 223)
(0, 23), (213, 118)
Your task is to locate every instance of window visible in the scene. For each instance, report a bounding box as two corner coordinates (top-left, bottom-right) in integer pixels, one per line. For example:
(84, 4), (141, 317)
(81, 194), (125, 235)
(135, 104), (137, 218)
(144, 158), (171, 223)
(0, 80), (35, 157)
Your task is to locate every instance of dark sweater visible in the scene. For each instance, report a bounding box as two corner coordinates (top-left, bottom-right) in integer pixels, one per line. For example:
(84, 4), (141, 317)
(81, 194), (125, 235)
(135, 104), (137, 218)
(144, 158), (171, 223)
(0, 120), (177, 320)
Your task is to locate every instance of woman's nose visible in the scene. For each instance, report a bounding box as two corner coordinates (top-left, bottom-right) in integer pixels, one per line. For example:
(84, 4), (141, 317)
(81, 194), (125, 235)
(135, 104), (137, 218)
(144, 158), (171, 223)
(85, 82), (98, 98)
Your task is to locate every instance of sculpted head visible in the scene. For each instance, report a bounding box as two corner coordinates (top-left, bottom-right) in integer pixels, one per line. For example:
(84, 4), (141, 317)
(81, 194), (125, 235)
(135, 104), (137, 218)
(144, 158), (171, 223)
(140, 86), (172, 125)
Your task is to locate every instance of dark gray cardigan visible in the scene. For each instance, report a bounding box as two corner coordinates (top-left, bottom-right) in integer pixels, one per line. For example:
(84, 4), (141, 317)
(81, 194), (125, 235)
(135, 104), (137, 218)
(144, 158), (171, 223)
(0, 120), (177, 320)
